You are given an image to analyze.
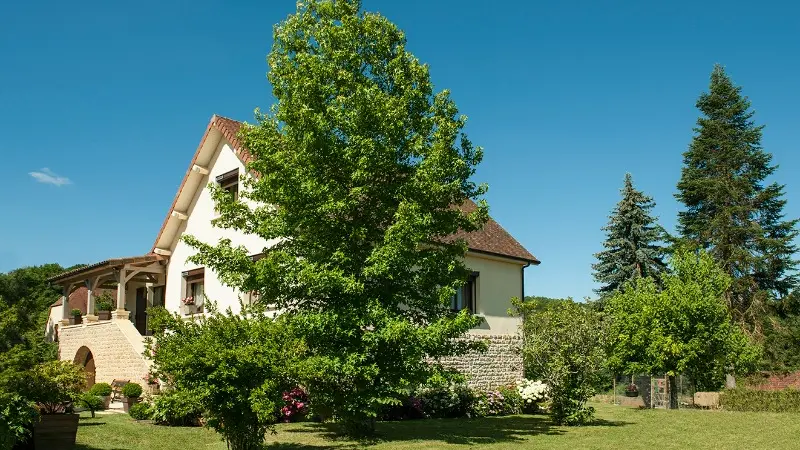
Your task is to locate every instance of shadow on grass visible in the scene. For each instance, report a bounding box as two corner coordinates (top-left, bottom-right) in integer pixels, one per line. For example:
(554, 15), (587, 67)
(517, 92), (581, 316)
(275, 414), (630, 448)
(74, 446), (127, 450)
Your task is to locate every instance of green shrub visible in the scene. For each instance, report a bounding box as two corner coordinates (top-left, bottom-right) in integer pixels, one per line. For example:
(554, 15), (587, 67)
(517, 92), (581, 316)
(21, 361), (85, 414)
(146, 307), (300, 450)
(720, 388), (800, 413)
(71, 308), (82, 317)
(515, 299), (605, 425)
(416, 382), (475, 418)
(498, 386), (523, 415)
(95, 293), (114, 311)
(79, 393), (105, 418)
(88, 382), (112, 397)
(151, 390), (203, 426)
(0, 394), (38, 449)
(128, 402), (152, 420)
(121, 383), (143, 398)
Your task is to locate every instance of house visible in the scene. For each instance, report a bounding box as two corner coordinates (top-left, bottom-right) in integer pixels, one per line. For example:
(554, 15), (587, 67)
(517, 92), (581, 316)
(48, 115), (539, 389)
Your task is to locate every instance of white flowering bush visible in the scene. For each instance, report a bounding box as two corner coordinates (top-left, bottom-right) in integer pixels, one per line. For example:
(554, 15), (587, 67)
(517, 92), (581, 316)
(518, 379), (548, 412)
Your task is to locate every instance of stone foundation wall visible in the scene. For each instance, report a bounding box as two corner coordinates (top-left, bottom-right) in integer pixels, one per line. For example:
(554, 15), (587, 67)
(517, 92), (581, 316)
(439, 334), (524, 389)
(59, 320), (150, 385)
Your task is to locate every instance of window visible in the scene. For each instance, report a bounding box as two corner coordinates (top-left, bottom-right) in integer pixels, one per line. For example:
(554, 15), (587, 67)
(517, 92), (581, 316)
(451, 272), (478, 313)
(182, 268), (205, 314)
(216, 168), (239, 201)
(243, 253), (265, 307)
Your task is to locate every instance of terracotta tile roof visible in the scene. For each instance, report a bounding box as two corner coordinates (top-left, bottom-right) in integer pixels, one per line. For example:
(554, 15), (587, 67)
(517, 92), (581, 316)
(49, 287), (117, 314)
(151, 116), (539, 265)
(47, 254), (164, 284)
(450, 200), (539, 264)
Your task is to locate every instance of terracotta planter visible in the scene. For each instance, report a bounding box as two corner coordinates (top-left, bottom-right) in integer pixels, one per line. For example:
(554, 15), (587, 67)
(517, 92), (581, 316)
(68, 316), (82, 325)
(122, 397), (140, 413)
(34, 413), (79, 450)
(98, 310), (111, 320)
(101, 395), (111, 409)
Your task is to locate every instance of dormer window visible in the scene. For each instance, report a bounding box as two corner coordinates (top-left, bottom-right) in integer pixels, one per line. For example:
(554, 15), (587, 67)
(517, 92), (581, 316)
(216, 168), (239, 201)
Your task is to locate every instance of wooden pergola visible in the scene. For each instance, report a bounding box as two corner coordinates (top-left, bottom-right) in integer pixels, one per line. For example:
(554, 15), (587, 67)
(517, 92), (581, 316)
(48, 254), (167, 325)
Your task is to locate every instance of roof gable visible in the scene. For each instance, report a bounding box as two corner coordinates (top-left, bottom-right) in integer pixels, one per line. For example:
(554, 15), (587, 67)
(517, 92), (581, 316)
(152, 116), (538, 265)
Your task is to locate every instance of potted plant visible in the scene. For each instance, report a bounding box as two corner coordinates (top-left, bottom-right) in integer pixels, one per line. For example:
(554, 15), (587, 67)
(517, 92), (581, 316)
(181, 296), (197, 315)
(96, 295), (113, 320)
(88, 382), (113, 409)
(121, 382), (143, 413)
(68, 309), (82, 325)
(142, 372), (160, 394)
(25, 360), (85, 450)
(624, 383), (639, 397)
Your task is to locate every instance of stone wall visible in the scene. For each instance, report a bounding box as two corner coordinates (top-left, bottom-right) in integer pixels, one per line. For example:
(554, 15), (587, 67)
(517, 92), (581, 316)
(439, 334), (524, 389)
(58, 320), (151, 385)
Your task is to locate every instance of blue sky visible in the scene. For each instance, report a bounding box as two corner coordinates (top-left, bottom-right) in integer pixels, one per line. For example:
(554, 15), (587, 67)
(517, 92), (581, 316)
(1, 0), (799, 300)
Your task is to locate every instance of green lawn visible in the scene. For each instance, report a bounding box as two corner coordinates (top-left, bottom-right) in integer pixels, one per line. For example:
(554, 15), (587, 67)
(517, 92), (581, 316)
(76, 403), (800, 449)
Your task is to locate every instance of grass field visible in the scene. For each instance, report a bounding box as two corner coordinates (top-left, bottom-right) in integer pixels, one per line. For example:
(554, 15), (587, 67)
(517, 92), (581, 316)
(76, 403), (800, 449)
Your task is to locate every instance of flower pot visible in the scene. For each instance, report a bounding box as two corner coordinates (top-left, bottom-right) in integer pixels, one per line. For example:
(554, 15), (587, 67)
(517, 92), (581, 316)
(182, 304), (197, 315)
(122, 397), (140, 413)
(146, 383), (160, 395)
(101, 395), (112, 409)
(34, 413), (79, 450)
(68, 316), (82, 325)
(98, 310), (111, 321)
(624, 390), (639, 398)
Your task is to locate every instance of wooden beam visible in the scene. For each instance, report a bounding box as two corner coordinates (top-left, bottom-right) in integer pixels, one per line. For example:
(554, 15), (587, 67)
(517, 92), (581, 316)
(154, 248), (172, 256)
(191, 164), (209, 175)
(171, 211), (188, 220)
(125, 265), (164, 275)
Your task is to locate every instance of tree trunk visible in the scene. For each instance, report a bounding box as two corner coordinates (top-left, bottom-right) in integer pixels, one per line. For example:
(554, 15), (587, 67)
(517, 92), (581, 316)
(668, 375), (678, 409)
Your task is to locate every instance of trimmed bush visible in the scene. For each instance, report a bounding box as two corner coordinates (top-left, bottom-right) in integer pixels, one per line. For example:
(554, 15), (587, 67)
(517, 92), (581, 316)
(79, 393), (105, 418)
(151, 390), (203, 426)
(417, 383), (475, 418)
(88, 383), (113, 397)
(720, 388), (800, 413)
(121, 382), (143, 398)
(128, 402), (152, 420)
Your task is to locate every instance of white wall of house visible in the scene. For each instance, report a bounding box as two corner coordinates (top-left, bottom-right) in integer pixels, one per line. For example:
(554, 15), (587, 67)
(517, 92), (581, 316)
(160, 134), (526, 335)
(465, 253), (525, 335)
(164, 139), (273, 316)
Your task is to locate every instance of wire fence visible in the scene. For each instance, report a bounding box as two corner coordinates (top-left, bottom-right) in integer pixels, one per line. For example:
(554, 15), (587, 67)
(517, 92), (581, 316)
(595, 374), (695, 408)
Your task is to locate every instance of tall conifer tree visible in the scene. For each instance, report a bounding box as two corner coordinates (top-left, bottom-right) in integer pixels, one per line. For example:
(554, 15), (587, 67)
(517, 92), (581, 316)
(676, 65), (798, 324)
(593, 173), (668, 296)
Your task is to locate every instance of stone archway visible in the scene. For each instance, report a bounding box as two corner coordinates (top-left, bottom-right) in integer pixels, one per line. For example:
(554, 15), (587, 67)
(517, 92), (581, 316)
(74, 346), (96, 388)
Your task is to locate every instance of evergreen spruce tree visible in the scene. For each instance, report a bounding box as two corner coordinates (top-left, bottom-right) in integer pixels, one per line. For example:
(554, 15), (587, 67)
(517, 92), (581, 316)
(593, 173), (668, 296)
(676, 65), (798, 325)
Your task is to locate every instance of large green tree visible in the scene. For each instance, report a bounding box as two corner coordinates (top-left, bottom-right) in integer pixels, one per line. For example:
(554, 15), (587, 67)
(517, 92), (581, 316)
(676, 65), (798, 325)
(0, 264), (67, 448)
(593, 173), (668, 297)
(606, 249), (759, 407)
(186, 0), (486, 433)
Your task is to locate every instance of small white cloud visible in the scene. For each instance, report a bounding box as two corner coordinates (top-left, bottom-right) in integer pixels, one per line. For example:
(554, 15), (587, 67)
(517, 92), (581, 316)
(29, 168), (72, 186)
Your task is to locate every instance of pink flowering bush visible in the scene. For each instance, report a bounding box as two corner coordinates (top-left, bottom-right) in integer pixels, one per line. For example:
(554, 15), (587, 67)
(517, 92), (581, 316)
(280, 387), (309, 422)
(472, 390), (506, 417)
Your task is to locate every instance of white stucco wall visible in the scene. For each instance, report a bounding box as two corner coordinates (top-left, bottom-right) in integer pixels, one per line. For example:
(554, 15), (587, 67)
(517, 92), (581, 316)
(164, 140), (274, 316)
(160, 137), (527, 334)
(464, 253), (525, 335)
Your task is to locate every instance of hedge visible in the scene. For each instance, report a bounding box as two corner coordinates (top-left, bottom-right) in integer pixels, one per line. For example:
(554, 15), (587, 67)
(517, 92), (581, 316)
(720, 388), (800, 413)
